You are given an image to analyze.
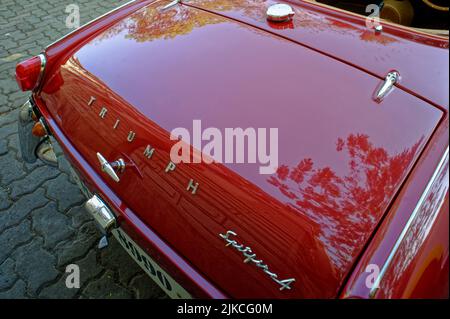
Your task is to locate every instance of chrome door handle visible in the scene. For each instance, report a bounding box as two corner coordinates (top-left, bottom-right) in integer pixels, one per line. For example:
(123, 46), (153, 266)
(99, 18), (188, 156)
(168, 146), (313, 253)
(96, 152), (125, 182)
(374, 71), (400, 103)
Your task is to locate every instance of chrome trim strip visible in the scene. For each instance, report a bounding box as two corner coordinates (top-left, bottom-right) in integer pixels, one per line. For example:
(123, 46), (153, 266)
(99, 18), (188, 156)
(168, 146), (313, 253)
(369, 146), (449, 297)
(45, 0), (137, 49)
(161, 0), (181, 10)
(34, 53), (47, 93)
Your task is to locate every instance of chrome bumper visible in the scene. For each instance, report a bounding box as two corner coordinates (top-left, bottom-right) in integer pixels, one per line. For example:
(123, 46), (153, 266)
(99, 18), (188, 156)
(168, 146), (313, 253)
(17, 100), (40, 163)
(17, 99), (58, 166)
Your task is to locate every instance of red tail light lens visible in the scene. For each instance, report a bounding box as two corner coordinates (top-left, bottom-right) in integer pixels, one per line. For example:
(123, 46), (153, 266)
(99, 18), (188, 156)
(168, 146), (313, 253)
(15, 55), (45, 91)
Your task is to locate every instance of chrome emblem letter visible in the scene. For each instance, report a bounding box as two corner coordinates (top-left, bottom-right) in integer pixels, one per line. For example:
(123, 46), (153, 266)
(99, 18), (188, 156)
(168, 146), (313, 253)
(88, 96), (96, 106)
(113, 119), (120, 130)
(165, 161), (176, 173)
(99, 107), (108, 119)
(186, 179), (199, 195)
(143, 145), (155, 159)
(127, 131), (136, 142)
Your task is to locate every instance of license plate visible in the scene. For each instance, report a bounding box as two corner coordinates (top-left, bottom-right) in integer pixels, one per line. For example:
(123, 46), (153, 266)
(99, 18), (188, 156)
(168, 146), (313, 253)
(112, 227), (192, 299)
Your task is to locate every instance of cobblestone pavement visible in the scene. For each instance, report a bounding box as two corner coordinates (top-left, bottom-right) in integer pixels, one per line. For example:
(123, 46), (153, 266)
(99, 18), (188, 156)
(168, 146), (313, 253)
(0, 0), (166, 299)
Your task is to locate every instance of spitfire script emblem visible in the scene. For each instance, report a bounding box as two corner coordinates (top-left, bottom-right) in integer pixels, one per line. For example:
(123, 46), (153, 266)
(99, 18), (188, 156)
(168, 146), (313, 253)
(219, 230), (296, 291)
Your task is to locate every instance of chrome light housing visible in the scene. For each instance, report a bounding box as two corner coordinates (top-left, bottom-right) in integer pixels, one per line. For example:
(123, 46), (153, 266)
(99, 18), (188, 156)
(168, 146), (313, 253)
(84, 195), (116, 233)
(18, 100), (40, 163)
(35, 137), (58, 166)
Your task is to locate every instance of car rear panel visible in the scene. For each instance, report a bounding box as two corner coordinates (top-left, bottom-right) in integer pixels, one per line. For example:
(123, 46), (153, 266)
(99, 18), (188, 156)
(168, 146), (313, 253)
(38, 1), (443, 298)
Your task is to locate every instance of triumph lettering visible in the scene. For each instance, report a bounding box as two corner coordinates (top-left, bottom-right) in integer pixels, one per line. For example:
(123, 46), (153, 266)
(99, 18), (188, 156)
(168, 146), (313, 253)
(143, 145), (155, 159)
(113, 119), (120, 129)
(127, 131), (136, 142)
(87, 96), (96, 106)
(186, 179), (199, 195)
(99, 107), (107, 119)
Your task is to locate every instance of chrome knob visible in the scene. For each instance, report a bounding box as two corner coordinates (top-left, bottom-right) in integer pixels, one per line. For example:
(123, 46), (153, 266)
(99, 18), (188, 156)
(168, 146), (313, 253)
(96, 152), (125, 182)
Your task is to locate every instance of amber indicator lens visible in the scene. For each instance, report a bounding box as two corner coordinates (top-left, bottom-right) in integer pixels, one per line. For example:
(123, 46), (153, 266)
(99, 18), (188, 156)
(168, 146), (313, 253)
(31, 121), (47, 137)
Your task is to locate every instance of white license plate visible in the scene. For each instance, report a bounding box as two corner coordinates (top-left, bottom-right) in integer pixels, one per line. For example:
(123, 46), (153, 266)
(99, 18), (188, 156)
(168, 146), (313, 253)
(112, 227), (192, 299)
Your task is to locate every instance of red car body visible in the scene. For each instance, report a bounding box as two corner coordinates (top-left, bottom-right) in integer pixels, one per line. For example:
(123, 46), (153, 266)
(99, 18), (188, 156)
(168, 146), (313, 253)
(18, 0), (449, 298)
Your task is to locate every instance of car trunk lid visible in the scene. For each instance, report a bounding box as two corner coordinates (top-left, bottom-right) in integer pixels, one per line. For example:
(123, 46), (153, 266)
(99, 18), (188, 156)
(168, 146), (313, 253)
(40, 2), (443, 298)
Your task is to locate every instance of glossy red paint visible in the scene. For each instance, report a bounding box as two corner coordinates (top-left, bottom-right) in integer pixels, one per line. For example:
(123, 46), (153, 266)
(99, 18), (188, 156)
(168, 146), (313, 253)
(187, 0), (449, 109)
(32, 95), (226, 299)
(30, 0), (448, 298)
(341, 117), (449, 299)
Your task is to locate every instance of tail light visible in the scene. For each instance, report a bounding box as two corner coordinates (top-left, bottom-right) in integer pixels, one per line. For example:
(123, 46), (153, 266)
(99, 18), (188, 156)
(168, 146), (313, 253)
(15, 54), (46, 91)
(32, 120), (48, 137)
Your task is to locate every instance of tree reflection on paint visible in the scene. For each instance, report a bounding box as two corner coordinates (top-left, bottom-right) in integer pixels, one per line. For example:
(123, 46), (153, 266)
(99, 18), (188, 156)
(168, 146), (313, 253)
(96, 3), (225, 43)
(381, 151), (448, 298)
(268, 133), (423, 270)
(96, 0), (398, 45)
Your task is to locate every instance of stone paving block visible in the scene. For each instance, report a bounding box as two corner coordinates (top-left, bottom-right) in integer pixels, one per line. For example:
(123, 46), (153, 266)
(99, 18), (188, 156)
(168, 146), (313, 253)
(57, 155), (75, 179)
(77, 250), (103, 287)
(9, 165), (60, 199)
(0, 108), (18, 126)
(0, 188), (47, 232)
(41, 249), (103, 299)
(0, 185), (11, 210)
(0, 105), (11, 114)
(0, 150), (26, 184)
(23, 158), (45, 173)
(0, 122), (16, 143)
(130, 274), (166, 299)
(55, 221), (99, 267)
(100, 236), (143, 285)
(66, 204), (92, 229)
(82, 270), (133, 299)
(12, 238), (59, 295)
(6, 133), (19, 153)
(32, 202), (74, 249)
(43, 174), (85, 212)
(0, 258), (18, 290)
(0, 219), (32, 264)
(0, 139), (8, 156)
(38, 275), (79, 299)
(0, 279), (27, 299)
